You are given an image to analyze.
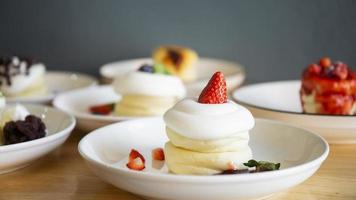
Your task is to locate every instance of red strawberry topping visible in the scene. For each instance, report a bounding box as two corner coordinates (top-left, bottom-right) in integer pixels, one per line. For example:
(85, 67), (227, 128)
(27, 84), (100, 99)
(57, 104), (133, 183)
(126, 149), (145, 171)
(198, 71), (227, 104)
(319, 57), (331, 67)
(89, 103), (115, 115)
(152, 148), (165, 161)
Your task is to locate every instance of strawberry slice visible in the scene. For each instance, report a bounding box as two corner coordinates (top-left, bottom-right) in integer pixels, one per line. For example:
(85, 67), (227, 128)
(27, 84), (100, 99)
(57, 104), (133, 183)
(152, 148), (165, 161)
(89, 103), (115, 115)
(126, 149), (145, 171)
(198, 71), (227, 104)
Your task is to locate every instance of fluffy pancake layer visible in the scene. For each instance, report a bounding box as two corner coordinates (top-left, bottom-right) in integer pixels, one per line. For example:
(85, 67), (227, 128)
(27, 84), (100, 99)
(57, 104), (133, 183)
(166, 128), (249, 153)
(164, 142), (252, 175)
(114, 95), (178, 116)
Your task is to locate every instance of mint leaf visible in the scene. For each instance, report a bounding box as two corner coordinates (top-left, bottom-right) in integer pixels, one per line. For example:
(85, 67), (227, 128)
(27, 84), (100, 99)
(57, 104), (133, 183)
(243, 159), (280, 172)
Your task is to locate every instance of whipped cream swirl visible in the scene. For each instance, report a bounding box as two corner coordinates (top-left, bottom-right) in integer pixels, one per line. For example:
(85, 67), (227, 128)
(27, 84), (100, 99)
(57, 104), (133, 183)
(112, 71), (186, 98)
(164, 98), (255, 140)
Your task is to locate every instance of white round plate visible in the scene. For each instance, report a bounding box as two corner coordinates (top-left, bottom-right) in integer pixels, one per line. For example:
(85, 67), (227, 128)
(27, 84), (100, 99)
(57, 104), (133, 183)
(0, 104), (76, 174)
(79, 117), (328, 200)
(232, 80), (356, 144)
(53, 85), (135, 131)
(7, 71), (98, 104)
(100, 57), (245, 97)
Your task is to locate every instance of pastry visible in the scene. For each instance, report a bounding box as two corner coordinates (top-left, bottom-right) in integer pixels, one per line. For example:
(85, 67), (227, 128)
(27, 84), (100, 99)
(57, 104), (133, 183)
(163, 71), (254, 175)
(0, 56), (47, 97)
(153, 45), (198, 81)
(300, 57), (356, 115)
(112, 64), (186, 116)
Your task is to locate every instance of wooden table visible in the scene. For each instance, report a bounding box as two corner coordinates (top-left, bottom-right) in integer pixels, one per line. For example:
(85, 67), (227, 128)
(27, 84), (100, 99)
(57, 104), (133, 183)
(1, 129), (356, 200)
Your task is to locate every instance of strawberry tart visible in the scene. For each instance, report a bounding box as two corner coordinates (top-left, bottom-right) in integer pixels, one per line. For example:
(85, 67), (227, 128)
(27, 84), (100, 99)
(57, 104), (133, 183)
(163, 72), (254, 175)
(300, 57), (356, 115)
(112, 63), (186, 116)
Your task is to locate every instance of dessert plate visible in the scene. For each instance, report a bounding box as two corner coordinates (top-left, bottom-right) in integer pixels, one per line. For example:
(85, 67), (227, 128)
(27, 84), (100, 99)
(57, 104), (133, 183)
(100, 58), (245, 97)
(79, 117), (328, 200)
(0, 104), (76, 174)
(7, 71), (97, 104)
(232, 80), (356, 144)
(53, 85), (135, 131)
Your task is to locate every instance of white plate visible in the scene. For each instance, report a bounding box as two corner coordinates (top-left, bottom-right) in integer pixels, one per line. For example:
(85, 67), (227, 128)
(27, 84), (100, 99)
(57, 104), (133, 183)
(100, 57), (245, 97)
(53, 85), (136, 131)
(7, 71), (98, 104)
(78, 117), (328, 200)
(0, 104), (76, 174)
(232, 80), (356, 144)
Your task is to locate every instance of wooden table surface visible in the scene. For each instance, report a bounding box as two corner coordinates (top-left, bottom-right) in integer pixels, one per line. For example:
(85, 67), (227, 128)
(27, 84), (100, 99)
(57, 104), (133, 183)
(1, 128), (356, 200)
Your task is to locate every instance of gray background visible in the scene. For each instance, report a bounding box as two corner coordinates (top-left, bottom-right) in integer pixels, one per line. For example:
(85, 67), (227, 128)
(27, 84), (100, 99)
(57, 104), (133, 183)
(0, 0), (355, 83)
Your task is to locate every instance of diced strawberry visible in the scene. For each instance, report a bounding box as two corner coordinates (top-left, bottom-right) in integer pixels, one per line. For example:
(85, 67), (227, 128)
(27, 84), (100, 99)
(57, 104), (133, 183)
(89, 103), (114, 115)
(152, 148), (165, 161)
(307, 63), (321, 75)
(319, 57), (332, 67)
(126, 149), (145, 171)
(333, 62), (348, 80)
(198, 71), (227, 104)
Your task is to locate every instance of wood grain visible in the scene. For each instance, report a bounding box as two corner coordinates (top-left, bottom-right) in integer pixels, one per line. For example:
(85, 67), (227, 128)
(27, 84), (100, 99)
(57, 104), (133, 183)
(1, 129), (356, 200)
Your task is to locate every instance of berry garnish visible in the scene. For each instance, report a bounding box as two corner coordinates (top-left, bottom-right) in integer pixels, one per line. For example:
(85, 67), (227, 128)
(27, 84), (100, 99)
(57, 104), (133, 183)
(126, 149), (145, 171)
(138, 64), (154, 73)
(89, 103), (115, 115)
(307, 64), (321, 75)
(198, 71), (227, 104)
(333, 61), (348, 80)
(319, 57), (331, 67)
(152, 148), (165, 161)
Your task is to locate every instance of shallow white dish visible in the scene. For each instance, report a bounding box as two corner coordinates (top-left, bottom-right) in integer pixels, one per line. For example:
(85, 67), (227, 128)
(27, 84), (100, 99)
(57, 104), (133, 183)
(7, 71), (97, 104)
(53, 85), (135, 131)
(0, 104), (76, 174)
(100, 57), (245, 97)
(79, 117), (328, 200)
(232, 80), (356, 144)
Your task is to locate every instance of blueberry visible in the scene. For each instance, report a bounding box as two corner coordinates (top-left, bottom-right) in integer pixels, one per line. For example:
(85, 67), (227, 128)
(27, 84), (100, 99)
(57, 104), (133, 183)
(138, 64), (154, 73)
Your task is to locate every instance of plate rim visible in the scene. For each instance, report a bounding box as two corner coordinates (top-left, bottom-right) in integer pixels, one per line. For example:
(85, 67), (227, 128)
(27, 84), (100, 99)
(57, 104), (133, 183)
(78, 117), (329, 183)
(99, 57), (246, 79)
(53, 85), (139, 122)
(6, 71), (98, 103)
(233, 80), (356, 118)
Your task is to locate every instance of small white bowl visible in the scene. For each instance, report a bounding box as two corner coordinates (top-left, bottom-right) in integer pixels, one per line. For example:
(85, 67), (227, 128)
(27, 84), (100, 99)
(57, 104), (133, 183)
(0, 104), (76, 174)
(53, 85), (134, 131)
(79, 117), (328, 200)
(7, 71), (98, 104)
(100, 57), (245, 97)
(232, 80), (356, 144)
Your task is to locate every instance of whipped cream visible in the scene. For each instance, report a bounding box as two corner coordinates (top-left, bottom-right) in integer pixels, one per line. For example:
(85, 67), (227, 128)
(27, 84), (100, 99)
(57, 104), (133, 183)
(2, 104), (30, 122)
(112, 71), (186, 98)
(163, 98), (255, 140)
(0, 63), (46, 95)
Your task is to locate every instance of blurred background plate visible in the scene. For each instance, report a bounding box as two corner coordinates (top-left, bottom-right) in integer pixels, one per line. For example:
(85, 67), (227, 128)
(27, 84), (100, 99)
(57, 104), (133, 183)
(100, 58), (245, 97)
(7, 71), (98, 104)
(53, 85), (138, 132)
(232, 80), (356, 144)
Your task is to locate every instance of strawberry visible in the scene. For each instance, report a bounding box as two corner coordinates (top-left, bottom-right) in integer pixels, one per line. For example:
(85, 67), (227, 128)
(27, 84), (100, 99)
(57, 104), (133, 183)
(307, 63), (321, 75)
(319, 57), (331, 67)
(89, 103), (115, 115)
(152, 148), (165, 161)
(198, 71), (227, 104)
(126, 149), (145, 171)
